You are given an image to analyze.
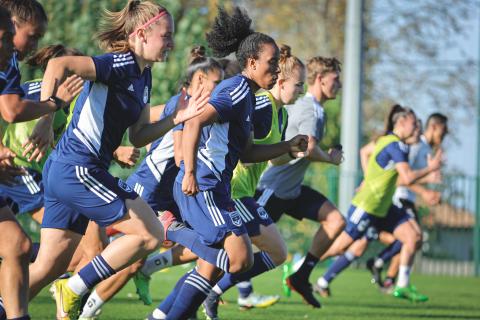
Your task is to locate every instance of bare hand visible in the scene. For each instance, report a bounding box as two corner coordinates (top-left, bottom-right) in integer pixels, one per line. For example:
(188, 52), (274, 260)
(55, 75), (84, 107)
(424, 169), (442, 184)
(421, 189), (441, 206)
(22, 117), (54, 162)
(173, 87), (210, 125)
(182, 172), (199, 196)
(288, 134), (308, 158)
(113, 146), (140, 168)
(0, 146), (25, 185)
(427, 149), (443, 172)
(328, 147), (344, 165)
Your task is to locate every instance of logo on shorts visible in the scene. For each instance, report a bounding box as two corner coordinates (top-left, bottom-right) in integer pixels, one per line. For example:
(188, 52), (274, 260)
(117, 179), (133, 193)
(257, 206), (269, 220)
(143, 86), (149, 104)
(229, 210), (243, 227)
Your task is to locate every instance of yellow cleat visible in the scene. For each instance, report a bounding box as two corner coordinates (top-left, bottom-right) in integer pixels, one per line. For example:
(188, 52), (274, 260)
(237, 293), (280, 309)
(54, 279), (82, 320)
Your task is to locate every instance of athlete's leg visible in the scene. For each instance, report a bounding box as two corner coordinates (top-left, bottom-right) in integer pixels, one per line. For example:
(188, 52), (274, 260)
(29, 206), (43, 225)
(73, 222), (107, 273)
(0, 206), (32, 319)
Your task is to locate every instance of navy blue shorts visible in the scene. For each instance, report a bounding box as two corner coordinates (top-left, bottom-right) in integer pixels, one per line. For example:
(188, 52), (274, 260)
(0, 168), (44, 214)
(126, 172), (180, 220)
(255, 186), (328, 222)
(173, 181), (247, 246)
(232, 197), (273, 237)
(42, 159), (138, 235)
(345, 204), (413, 241)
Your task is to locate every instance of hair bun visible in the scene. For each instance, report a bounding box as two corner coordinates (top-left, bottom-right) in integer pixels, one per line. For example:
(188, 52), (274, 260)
(128, 0), (141, 11)
(189, 45), (207, 64)
(279, 44), (292, 62)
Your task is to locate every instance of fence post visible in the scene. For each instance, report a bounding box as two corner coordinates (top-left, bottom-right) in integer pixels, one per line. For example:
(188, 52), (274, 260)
(475, 19), (480, 276)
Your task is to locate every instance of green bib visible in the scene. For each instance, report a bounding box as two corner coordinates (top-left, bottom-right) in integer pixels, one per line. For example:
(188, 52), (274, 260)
(231, 91), (287, 199)
(351, 134), (402, 217)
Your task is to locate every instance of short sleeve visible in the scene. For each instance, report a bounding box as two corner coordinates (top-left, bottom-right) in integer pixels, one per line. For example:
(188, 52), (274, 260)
(286, 103), (321, 140)
(0, 55), (24, 96)
(208, 87), (235, 122)
(387, 141), (409, 163)
(91, 53), (114, 84)
(253, 98), (273, 140)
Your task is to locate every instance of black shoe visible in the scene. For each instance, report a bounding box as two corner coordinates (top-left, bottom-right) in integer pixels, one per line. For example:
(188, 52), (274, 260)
(286, 275), (321, 308)
(203, 291), (220, 320)
(366, 258), (383, 287)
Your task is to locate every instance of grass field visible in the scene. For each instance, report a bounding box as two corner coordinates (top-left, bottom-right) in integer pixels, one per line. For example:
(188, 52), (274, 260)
(29, 266), (480, 319)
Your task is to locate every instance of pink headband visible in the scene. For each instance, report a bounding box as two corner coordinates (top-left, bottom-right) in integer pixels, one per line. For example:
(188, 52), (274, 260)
(129, 10), (168, 37)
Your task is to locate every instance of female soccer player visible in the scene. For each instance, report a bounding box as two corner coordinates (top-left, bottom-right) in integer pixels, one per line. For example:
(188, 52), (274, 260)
(157, 6), (308, 319)
(24, 1), (208, 319)
(203, 44), (306, 318)
(317, 105), (442, 302)
(255, 56), (345, 308)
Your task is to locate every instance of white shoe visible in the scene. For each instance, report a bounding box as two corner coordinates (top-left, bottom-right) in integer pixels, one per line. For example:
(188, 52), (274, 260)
(237, 293), (280, 309)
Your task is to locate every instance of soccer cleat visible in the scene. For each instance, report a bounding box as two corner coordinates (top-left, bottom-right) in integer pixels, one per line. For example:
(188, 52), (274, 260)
(366, 258), (383, 287)
(54, 279), (82, 320)
(286, 276), (321, 308)
(158, 211), (178, 247)
(393, 285), (429, 302)
(312, 282), (331, 298)
(133, 272), (152, 305)
(380, 277), (395, 294)
(237, 293), (280, 309)
(282, 262), (293, 297)
(203, 291), (220, 320)
(78, 317), (97, 320)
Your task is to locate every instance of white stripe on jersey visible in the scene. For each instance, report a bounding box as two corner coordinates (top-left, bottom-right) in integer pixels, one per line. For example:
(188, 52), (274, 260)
(231, 83), (250, 105)
(198, 122), (229, 181)
(28, 89), (41, 95)
(256, 189), (274, 207)
(113, 60), (135, 68)
(75, 166), (117, 203)
(76, 83), (108, 155)
(147, 129), (175, 182)
(233, 199), (254, 223)
(350, 206), (365, 224)
(21, 175), (35, 194)
(25, 172), (40, 193)
(229, 78), (246, 97)
(255, 101), (271, 110)
(0, 71), (6, 80)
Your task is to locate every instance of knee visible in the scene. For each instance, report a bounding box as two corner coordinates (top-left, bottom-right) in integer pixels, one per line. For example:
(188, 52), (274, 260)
(83, 243), (104, 261)
(129, 259), (145, 274)
(5, 232), (32, 260)
(141, 233), (162, 253)
(324, 211), (346, 234)
(228, 252), (254, 274)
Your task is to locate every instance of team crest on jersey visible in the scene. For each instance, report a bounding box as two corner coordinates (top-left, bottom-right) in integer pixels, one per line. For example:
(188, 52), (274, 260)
(117, 179), (133, 193)
(257, 206), (269, 220)
(229, 210), (243, 227)
(143, 86), (149, 104)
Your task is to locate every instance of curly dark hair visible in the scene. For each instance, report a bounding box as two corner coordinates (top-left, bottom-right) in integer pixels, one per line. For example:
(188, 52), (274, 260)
(206, 6), (276, 69)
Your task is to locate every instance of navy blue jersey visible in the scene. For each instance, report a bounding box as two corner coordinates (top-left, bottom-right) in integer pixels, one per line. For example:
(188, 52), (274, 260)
(21, 80), (41, 101)
(52, 51), (152, 169)
(0, 52), (24, 97)
(252, 94), (286, 140)
(176, 74), (255, 191)
(375, 140), (409, 169)
(0, 70), (7, 92)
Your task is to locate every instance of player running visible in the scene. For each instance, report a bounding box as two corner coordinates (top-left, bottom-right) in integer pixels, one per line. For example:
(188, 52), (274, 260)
(255, 56), (345, 308)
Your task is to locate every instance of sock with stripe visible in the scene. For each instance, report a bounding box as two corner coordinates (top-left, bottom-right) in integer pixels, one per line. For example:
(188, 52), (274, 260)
(141, 250), (173, 277)
(166, 269), (214, 320)
(79, 289), (104, 317)
(321, 251), (356, 285)
(216, 252), (276, 293)
(69, 255), (116, 296)
(236, 280), (253, 298)
(156, 269), (193, 316)
(291, 252), (319, 282)
(375, 240), (402, 267)
(166, 225), (230, 272)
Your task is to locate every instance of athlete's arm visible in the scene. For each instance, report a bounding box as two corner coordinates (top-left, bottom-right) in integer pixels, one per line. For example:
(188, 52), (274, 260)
(360, 141), (375, 173)
(396, 149), (442, 185)
(150, 104), (165, 123)
(408, 184), (441, 206)
(181, 103), (218, 196)
(129, 88), (209, 148)
(240, 134), (308, 163)
(304, 136), (343, 165)
(173, 130), (183, 167)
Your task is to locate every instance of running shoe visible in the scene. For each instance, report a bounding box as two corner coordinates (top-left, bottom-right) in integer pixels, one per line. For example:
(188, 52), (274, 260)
(393, 285), (429, 302)
(54, 279), (82, 320)
(286, 275), (321, 308)
(237, 292), (280, 309)
(366, 258), (383, 286)
(133, 272), (152, 305)
(203, 291), (221, 320)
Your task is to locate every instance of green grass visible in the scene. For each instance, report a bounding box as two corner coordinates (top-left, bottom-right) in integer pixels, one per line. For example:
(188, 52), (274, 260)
(29, 266), (480, 319)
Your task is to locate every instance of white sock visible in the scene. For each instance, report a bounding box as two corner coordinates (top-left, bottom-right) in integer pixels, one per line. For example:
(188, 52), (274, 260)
(316, 277), (329, 289)
(151, 308), (167, 319)
(141, 250), (173, 276)
(212, 284), (223, 295)
(80, 290), (104, 317)
(374, 258), (384, 269)
(67, 274), (89, 296)
(396, 265), (411, 288)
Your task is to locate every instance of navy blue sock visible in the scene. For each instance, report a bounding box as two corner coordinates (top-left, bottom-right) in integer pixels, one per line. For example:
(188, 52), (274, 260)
(293, 252), (319, 282)
(217, 252), (276, 293)
(8, 316), (30, 320)
(158, 269), (193, 314)
(323, 251), (356, 283)
(166, 269), (214, 320)
(29, 242), (40, 263)
(236, 280), (253, 298)
(77, 255), (116, 290)
(167, 226), (229, 272)
(378, 240), (402, 263)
